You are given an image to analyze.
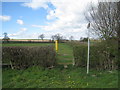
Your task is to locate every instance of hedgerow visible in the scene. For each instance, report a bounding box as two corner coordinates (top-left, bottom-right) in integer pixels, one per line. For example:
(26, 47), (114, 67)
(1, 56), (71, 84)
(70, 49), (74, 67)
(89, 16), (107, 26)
(2, 46), (56, 69)
(73, 40), (118, 70)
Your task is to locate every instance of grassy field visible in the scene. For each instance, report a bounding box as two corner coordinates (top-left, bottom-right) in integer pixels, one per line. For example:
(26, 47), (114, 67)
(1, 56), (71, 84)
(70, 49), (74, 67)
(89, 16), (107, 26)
(2, 42), (118, 88)
(3, 66), (118, 88)
(2, 43), (54, 47)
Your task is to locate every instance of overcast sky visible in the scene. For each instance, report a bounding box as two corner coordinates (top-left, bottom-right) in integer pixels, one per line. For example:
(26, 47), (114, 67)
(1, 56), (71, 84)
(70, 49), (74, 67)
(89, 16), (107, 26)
(0, 0), (98, 40)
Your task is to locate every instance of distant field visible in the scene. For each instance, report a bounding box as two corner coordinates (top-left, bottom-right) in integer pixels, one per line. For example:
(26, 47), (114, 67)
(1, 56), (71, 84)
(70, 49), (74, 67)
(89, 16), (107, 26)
(2, 43), (54, 47)
(9, 39), (50, 42)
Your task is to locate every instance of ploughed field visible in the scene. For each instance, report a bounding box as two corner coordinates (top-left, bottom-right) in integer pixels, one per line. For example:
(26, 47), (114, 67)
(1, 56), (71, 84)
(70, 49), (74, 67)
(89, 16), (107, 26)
(2, 43), (118, 88)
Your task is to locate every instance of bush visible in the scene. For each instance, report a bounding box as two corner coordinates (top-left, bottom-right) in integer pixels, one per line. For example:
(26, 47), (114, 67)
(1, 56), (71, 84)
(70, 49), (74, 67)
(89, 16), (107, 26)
(73, 40), (118, 70)
(73, 44), (87, 67)
(2, 46), (56, 69)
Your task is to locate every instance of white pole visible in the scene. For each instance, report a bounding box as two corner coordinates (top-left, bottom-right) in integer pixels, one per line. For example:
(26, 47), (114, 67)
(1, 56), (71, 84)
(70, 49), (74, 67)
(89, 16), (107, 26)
(87, 23), (90, 74)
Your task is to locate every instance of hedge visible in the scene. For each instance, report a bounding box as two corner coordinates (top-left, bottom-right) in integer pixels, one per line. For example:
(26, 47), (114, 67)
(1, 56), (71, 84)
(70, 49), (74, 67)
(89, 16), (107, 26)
(2, 46), (56, 69)
(73, 40), (118, 70)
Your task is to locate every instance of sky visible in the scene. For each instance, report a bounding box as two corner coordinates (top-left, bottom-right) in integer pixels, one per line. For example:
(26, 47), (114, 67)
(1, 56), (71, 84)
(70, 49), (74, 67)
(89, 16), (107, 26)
(0, 0), (98, 40)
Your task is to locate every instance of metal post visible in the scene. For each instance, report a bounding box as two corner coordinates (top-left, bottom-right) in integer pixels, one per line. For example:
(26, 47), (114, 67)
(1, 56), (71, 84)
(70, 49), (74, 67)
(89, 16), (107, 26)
(87, 23), (90, 74)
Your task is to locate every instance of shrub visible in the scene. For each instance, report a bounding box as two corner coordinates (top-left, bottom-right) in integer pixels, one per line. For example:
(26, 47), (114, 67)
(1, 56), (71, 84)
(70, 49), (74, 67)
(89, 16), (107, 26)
(73, 40), (118, 70)
(73, 44), (87, 67)
(2, 46), (56, 69)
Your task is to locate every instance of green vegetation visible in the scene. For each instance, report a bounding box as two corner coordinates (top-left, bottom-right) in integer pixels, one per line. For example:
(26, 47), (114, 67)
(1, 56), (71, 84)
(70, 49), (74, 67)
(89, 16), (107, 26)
(57, 43), (73, 64)
(2, 66), (118, 88)
(2, 42), (118, 88)
(2, 43), (74, 64)
(73, 40), (118, 70)
(3, 46), (56, 69)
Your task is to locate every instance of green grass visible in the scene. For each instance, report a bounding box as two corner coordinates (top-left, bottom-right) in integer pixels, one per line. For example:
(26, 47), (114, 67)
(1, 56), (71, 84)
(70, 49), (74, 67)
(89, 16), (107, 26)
(57, 43), (73, 64)
(2, 66), (118, 88)
(2, 43), (54, 47)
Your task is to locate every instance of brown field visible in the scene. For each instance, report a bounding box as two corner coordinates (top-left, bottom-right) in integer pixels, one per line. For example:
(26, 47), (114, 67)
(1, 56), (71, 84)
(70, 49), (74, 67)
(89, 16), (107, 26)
(1, 39), (51, 42)
(9, 39), (50, 42)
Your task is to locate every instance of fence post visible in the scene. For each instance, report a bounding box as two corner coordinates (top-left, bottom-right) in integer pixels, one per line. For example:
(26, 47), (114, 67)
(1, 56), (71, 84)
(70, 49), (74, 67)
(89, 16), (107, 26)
(87, 22), (90, 74)
(55, 40), (58, 52)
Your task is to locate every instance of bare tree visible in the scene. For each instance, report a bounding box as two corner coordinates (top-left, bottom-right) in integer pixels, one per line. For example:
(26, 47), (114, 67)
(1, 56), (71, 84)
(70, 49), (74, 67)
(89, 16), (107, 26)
(85, 2), (119, 40)
(117, 1), (120, 41)
(69, 36), (74, 41)
(51, 35), (55, 41)
(38, 34), (45, 40)
(51, 34), (64, 42)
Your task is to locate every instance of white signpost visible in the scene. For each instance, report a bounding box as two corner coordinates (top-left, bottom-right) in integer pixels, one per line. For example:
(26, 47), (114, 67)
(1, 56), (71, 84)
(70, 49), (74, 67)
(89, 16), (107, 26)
(87, 23), (90, 74)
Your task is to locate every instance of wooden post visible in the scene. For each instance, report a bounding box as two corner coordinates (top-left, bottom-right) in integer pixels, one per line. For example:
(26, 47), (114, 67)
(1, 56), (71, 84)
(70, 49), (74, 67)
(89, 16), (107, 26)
(55, 40), (58, 52)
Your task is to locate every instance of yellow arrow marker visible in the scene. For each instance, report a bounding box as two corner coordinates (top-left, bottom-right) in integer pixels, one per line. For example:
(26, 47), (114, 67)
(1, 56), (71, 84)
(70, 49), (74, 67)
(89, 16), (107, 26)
(55, 40), (58, 52)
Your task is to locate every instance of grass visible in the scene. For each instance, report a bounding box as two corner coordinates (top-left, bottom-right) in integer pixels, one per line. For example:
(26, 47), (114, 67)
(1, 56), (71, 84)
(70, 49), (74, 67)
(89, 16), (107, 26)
(2, 43), (54, 47)
(2, 66), (118, 88)
(57, 43), (73, 64)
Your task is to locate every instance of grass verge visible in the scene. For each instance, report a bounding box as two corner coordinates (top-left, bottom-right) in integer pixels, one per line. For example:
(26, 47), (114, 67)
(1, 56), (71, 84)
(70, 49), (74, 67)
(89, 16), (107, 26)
(2, 66), (118, 88)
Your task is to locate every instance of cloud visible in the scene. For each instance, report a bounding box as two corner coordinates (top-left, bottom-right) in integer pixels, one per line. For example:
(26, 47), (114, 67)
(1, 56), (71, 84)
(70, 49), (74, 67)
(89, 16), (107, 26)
(21, 28), (27, 31)
(22, 0), (50, 10)
(22, 0), (98, 39)
(0, 15), (11, 21)
(16, 19), (24, 25)
(9, 28), (27, 36)
(31, 25), (43, 28)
